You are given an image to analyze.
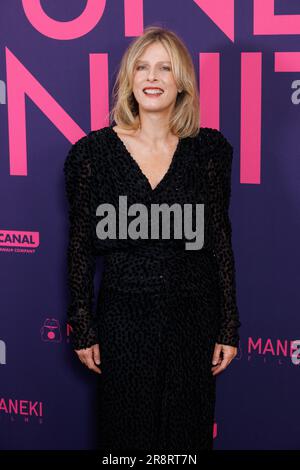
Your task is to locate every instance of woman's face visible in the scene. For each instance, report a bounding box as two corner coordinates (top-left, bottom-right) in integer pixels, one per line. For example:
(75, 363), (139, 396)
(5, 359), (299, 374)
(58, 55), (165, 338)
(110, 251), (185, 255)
(132, 42), (179, 116)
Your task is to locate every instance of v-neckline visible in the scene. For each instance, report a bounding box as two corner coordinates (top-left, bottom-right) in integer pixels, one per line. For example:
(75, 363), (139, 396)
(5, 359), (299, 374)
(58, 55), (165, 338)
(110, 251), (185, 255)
(109, 125), (182, 194)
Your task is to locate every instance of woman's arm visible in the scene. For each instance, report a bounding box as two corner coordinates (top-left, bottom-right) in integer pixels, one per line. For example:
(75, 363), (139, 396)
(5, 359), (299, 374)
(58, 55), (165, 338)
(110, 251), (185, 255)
(206, 129), (241, 348)
(63, 135), (98, 351)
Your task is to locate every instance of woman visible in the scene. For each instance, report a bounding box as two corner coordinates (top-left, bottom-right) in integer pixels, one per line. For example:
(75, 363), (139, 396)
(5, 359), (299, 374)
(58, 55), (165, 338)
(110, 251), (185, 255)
(63, 25), (241, 452)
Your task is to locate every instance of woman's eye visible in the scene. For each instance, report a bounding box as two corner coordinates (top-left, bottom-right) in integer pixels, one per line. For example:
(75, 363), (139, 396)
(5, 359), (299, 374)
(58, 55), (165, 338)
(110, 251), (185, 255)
(136, 65), (171, 71)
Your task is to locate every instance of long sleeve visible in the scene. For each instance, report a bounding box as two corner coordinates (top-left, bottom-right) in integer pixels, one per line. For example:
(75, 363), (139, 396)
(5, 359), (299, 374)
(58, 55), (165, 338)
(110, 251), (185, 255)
(206, 130), (241, 347)
(63, 135), (98, 350)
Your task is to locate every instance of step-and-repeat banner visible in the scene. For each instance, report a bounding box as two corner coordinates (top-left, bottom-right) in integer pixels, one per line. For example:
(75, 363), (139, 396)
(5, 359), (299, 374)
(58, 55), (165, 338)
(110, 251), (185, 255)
(0, 0), (299, 450)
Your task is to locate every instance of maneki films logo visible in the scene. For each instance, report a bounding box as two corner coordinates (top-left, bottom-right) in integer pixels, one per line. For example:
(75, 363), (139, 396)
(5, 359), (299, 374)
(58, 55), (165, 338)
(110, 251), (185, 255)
(0, 1), (300, 182)
(247, 337), (300, 366)
(0, 342), (43, 423)
(0, 397), (43, 424)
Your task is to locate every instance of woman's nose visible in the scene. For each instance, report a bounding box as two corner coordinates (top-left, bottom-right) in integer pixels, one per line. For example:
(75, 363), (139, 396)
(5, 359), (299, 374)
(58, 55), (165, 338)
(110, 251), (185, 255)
(147, 68), (158, 81)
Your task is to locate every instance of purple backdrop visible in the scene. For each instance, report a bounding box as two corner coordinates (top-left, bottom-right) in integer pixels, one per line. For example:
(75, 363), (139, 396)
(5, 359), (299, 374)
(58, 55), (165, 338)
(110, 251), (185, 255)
(1, 0), (300, 450)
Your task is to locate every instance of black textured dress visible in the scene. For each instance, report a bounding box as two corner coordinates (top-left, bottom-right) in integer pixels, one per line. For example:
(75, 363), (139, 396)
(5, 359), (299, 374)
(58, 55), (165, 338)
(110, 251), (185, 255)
(63, 124), (241, 452)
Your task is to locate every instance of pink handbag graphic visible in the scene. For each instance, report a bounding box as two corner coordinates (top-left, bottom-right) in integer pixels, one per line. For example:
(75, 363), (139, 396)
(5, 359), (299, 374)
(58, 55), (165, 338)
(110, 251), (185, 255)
(40, 318), (62, 343)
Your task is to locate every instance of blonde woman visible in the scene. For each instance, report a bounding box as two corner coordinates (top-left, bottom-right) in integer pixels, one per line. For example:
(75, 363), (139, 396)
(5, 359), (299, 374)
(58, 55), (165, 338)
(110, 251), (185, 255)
(64, 25), (241, 452)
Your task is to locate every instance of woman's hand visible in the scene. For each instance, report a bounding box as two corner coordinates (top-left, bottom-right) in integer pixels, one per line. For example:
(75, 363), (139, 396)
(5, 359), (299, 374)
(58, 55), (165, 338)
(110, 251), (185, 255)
(75, 343), (102, 374)
(211, 342), (237, 376)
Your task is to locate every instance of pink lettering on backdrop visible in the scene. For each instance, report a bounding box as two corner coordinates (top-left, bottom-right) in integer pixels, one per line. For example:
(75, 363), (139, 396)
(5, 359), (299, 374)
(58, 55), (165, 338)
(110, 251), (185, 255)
(194, 0), (234, 42)
(249, 338), (262, 353)
(20, 400), (28, 415)
(22, 0), (143, 38)
(199, 53), (220, 130)
(263, 339), (275, 355)
(248, 338), (298, 357)
(241, 53), (262, 184)
(0, 398), (43, 416)
(10, 1), (298, 183)
(254, 0), (300, 35)
(0, 230), (40, 247)
(21, 0), (106, 40)
(124, 0), (144, 36)
(6, 48), (92, 175)
(90, 54), (110, 131)
(274, 52), (300, 72)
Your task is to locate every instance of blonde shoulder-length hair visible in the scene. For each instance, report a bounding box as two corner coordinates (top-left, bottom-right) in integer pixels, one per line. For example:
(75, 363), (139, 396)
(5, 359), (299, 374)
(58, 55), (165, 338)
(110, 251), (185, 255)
(109, 25), (200, 138)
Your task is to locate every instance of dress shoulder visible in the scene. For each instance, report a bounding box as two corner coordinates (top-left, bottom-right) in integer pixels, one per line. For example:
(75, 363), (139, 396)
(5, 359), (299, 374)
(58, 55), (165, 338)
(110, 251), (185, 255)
(197, 127), (233, 157)
(63, 133), (94, 173)
(63, 134), (95, 206)
(63, 128), (111, 201)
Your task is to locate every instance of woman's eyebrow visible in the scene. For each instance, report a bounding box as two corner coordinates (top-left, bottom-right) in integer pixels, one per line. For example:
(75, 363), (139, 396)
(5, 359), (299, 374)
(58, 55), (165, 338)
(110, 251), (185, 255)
(136, 60), (171, 64)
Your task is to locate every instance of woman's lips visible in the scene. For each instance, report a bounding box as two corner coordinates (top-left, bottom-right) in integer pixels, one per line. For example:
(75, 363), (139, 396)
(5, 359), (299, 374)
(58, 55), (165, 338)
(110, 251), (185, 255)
(143, 88), (164, 98)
